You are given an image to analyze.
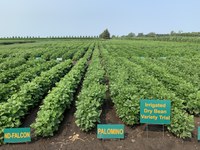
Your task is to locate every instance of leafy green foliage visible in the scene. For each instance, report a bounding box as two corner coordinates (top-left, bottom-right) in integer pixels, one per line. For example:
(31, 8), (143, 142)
(31, 47), (93, 137)
(0, 58), (26, 73)
(0, 60), (73, 141)
(72, 47), (88, 61)
(0, 39), (199, 142)
(75, 47), (106, 131)
(131, 56), (200, 115)
(100, 47), (194, 139)
(0, 60), (57, 102)
(167, 108), (194, 138)
(100, 49), (140, 125)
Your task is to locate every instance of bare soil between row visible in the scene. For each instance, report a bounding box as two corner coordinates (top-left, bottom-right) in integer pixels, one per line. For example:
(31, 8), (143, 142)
(1, 102), (199, 150)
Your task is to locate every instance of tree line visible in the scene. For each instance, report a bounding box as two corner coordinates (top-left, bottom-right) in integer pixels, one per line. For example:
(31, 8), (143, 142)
(1, 29), (200, 40)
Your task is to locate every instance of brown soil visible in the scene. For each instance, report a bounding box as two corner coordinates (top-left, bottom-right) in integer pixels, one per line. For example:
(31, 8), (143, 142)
(1, 102), (200, 150)
(1, 63), (200, 150)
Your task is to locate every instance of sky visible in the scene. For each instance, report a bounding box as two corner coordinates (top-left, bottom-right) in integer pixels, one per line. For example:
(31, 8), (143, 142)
(0, 0), (200, 37)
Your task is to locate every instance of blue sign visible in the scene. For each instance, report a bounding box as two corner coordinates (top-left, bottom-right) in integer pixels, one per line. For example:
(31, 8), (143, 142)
(4, 128), (31, 143)
(140, 99), (171, 124)
(97, 124), (124, 139)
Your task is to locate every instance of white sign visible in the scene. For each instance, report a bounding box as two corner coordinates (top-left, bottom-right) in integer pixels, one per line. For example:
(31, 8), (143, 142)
(56, 58), (63, 61)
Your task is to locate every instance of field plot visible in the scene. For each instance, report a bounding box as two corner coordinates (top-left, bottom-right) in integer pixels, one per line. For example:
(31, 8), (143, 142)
(0, 39), (200, 150)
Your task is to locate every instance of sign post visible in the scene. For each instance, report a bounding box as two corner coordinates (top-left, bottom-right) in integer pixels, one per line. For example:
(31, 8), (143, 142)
(140, 99), (171, 138)
(97, 124), (124, 139)
(198, 127), (200, 141)
(4, 128), (31, 143)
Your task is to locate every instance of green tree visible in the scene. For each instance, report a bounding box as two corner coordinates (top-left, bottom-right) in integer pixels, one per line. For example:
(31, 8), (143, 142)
(127, 32), (135, 37)
(99, 29), (110, 39)
(147, 32), (156, 37)
(112, 35), (116, 38)
(170, 31), (176, 35)
(137, 33), (144, 37)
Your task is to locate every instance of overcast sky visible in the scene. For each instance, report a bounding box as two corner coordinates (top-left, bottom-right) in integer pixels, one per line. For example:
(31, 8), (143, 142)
(0, 0), (200, 37)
